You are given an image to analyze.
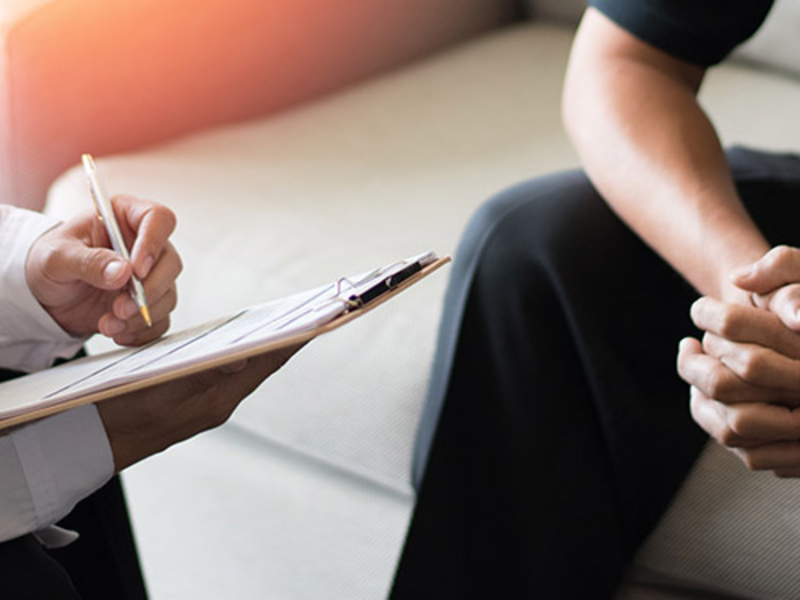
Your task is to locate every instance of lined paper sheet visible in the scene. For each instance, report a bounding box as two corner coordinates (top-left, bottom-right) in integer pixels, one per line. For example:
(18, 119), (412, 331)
(0, 252), (445, 428)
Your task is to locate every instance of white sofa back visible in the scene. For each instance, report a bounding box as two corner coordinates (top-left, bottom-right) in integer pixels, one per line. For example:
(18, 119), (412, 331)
(0, 0), (517, 210)
(733, 0), (800, 78)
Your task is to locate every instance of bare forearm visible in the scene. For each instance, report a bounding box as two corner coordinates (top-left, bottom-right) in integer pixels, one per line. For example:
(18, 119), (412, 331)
(563, 9), (769, 302)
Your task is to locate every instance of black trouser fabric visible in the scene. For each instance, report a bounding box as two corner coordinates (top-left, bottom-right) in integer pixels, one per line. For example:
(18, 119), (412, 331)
(390, 147), (800, 598)
(0, 366), (147, 600)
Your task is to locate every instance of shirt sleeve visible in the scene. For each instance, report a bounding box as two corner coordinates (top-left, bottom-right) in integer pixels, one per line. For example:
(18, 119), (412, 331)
(0, 205), (87, 372)
(0, 404), (114, 545)
(589, 0), (774, 66)
(0, 205), (114, 546)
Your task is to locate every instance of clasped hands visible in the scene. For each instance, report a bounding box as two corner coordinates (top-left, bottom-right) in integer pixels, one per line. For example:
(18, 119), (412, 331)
(678, 246), (800, 477)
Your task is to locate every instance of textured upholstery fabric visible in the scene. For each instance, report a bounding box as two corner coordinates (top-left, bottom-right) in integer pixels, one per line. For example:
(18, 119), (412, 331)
(624, 443), (800, 600)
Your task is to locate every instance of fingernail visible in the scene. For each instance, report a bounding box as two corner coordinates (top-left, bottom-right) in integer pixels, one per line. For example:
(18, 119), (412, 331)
(104, 260), (126, 284)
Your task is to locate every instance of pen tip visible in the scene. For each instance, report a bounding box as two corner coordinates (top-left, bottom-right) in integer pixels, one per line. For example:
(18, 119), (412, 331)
(140, 306), (153, 328)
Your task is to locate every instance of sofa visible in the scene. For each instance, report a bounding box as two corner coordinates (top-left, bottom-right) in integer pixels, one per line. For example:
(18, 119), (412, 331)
(3, 0), (800, 597)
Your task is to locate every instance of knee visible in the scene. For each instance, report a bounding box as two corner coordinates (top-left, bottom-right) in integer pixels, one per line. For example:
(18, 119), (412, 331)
(453, 170), (611, 287)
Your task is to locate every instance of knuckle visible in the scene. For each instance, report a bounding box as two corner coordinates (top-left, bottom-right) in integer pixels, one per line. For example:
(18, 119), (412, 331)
(706, 368), (733, 399)
(700, 332), (715, 355)
(718, 427), (741, 448)
(737, 349), (766, 382)
(153, 205), (177, 234)
(715, 307), (742, 339)
(727, 411), (756, 441)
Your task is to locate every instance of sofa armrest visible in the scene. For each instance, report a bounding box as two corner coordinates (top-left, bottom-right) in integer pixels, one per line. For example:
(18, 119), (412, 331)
(0, 0), (516, 210)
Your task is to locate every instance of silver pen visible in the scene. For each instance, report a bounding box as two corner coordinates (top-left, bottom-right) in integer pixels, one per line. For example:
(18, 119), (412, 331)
(81, 153), (152, 327)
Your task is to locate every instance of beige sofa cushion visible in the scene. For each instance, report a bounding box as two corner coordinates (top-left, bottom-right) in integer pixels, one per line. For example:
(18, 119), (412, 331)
(623, 443), (800, 600)
(734, 0), (800, 79)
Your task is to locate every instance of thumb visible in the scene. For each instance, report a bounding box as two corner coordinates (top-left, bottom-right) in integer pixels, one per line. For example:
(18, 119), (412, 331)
(730, 246), (800, 295)
(51, 242), (132, 290)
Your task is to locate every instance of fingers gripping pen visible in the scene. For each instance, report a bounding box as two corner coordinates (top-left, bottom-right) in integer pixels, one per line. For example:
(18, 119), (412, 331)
(82, 153), (152, 327)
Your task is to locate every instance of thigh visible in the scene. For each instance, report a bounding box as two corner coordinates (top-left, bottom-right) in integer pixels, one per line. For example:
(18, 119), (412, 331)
(400, 170), (707, 598)
(414, 169), (704, 492)
(413, 146), (800, 487)
(399, 152), (800, 598)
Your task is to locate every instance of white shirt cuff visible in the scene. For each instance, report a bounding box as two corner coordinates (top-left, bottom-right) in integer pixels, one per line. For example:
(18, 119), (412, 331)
(11, 405), (114, 539)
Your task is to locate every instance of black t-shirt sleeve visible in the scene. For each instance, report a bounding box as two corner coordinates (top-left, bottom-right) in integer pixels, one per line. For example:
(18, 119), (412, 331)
(588, 0), (774, 66)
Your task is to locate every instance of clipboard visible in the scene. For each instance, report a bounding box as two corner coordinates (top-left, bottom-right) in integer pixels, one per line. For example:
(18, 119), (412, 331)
(0, 251), (450, 431)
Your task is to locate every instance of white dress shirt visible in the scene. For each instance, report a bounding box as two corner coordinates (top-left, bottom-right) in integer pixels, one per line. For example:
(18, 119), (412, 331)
(0, 205), (114, 547)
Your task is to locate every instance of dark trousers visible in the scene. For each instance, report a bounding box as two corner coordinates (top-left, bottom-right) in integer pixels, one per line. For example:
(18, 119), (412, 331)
(0, 367), (147, 599)
(390, 147), (800, 598)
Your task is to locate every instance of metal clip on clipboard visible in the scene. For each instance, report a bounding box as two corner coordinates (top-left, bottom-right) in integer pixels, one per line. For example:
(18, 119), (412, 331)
(337, 251), (437, 311)
(274, 252), (438, 332)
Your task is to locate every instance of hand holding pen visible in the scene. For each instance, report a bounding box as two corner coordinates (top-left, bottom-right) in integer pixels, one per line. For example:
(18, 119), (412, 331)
(83, 154), (153, 327)
(25, 155), (183, 346)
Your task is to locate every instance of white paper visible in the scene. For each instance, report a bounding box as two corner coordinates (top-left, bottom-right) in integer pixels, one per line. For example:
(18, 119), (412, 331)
(0, 253), (436, 424)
